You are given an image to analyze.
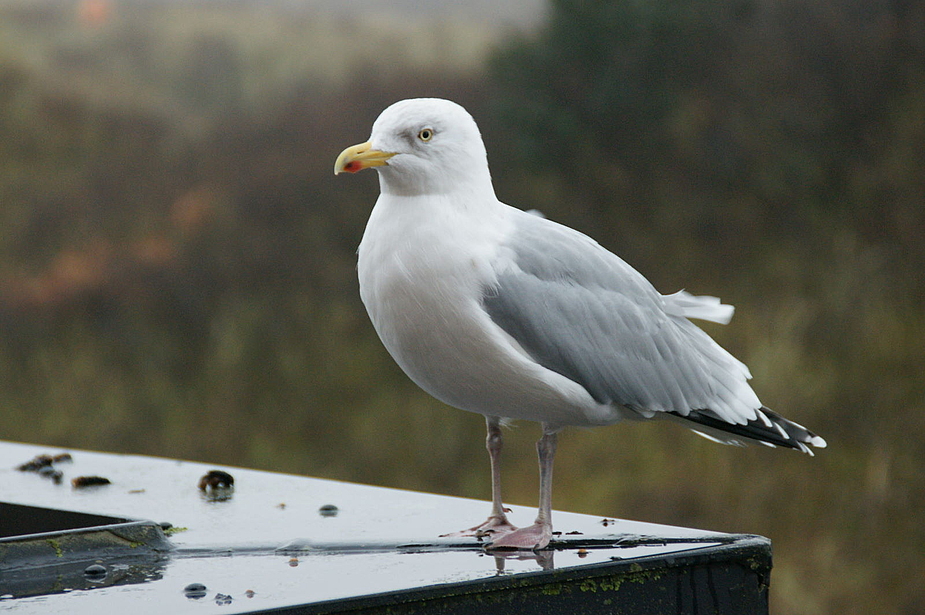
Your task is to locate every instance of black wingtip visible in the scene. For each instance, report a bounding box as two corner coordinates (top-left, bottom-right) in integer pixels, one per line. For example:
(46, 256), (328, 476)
(674, 406), (826, 454)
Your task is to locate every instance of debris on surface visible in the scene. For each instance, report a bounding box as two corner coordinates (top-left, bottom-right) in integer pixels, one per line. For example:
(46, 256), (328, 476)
(198, 470), (234, 491)
(16, 452), (72, 484)
(71, 476), (112, 488)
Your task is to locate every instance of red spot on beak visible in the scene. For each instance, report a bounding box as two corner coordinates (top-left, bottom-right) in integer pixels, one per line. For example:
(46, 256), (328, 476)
(344, 161), (362, 173)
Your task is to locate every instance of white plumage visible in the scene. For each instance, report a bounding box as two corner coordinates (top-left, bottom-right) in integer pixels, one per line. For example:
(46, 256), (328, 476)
(335, 98), (825, 550)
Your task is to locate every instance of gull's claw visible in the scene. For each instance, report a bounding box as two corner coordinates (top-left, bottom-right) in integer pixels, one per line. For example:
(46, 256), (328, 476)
(441, 514), (518, 540)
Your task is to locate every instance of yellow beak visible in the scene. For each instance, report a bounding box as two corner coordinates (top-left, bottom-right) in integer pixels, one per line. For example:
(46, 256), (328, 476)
(334, 141), (396, 175)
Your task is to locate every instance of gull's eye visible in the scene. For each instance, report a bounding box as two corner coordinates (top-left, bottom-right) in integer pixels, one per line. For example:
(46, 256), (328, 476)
(417, 128), (434, 142)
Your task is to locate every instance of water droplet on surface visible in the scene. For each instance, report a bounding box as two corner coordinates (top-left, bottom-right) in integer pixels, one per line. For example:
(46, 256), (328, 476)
(183, 582), (207, 599)
(318, 504), (339, 517)
(84, 564), (107, 579)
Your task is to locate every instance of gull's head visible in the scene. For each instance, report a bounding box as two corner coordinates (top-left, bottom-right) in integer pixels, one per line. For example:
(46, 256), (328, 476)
(334, 98), (492, 197)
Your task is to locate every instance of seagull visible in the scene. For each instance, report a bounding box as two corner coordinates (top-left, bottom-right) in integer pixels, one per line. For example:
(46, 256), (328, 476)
(334, 98), (826, 550)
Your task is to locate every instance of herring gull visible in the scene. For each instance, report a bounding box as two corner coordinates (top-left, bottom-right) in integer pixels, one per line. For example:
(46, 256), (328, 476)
(334, 98), (826, 550)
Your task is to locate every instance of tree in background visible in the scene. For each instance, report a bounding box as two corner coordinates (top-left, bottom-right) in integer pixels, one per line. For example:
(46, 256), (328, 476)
(488, 0), (925, 281)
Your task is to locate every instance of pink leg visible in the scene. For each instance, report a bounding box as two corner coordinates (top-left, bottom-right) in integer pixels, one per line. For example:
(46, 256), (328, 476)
(441, 416), (518, 538)
(487, 425), (558, 550)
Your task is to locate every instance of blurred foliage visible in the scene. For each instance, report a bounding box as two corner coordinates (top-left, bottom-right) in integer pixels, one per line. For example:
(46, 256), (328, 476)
(0, 1), (923, 613)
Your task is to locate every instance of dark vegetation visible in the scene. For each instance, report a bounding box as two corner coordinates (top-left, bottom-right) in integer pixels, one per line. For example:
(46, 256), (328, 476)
(1, 0), (923, 612)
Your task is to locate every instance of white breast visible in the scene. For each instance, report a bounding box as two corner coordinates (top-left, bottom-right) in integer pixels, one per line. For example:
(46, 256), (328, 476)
(357, 194), (617, 428)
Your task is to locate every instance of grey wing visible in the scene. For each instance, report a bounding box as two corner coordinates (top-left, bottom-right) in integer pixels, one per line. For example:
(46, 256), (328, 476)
(484, 211), (762, 426)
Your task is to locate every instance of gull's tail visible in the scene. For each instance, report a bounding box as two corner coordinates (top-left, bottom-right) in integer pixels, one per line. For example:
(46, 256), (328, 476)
(669, 406), (828, 455)
(664, 290), (735, 325)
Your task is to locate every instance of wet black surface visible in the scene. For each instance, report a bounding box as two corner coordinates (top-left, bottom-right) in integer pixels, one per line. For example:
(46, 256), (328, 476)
(0, 441), (769, 614)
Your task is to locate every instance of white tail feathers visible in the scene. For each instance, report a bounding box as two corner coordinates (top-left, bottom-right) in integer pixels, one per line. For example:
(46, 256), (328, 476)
(664, 290), (735, 325)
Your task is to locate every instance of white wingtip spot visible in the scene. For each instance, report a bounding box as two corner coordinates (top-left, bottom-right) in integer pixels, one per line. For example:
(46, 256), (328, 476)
(809, 435), (827, 448)
(755, 409), (774, 428)
(773, 421), (789, 439)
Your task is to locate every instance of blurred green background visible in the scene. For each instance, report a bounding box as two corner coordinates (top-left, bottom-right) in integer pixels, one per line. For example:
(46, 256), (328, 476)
(1, 0), (923, 612)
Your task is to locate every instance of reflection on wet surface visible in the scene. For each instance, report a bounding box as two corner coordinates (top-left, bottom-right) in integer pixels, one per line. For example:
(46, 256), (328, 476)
(0, 442), (759, 614)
